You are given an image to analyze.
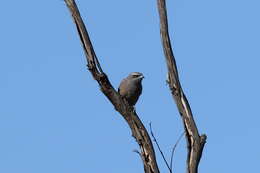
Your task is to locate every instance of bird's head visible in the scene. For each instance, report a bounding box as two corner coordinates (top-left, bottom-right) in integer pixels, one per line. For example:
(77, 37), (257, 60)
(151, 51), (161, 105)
(128, 72), (144, 83)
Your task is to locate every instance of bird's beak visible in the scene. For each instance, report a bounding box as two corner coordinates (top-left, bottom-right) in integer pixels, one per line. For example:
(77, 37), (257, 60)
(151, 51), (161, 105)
(140, 75), (144, 79)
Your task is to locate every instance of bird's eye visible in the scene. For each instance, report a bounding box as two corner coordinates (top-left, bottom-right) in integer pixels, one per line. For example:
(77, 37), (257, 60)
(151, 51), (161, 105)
(133, 75), (139, 78)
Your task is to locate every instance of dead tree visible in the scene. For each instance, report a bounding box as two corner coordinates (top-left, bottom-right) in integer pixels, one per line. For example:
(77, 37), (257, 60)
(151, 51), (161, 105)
(64, 1), (159, 173)
(157, 1), (207, 173)
(64, 0), (206, 173)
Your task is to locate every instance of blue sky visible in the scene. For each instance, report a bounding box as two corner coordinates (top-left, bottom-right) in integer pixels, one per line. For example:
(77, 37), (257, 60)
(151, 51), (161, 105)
(1, 0), (259, 172)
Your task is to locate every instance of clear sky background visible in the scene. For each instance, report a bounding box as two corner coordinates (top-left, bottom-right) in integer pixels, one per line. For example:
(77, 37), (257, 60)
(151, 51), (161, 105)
(1, 0), (259, 172)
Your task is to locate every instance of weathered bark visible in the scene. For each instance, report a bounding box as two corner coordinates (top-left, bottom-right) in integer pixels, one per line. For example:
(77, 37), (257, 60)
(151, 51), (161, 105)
(64, 0), (207, 172)
(156, 0), (207, 173)
(64, 1), (160, 173)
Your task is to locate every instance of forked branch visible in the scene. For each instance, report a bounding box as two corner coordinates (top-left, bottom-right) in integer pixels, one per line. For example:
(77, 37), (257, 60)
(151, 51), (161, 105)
(64, 0), (160, 173)
(156, 0), (207, 173)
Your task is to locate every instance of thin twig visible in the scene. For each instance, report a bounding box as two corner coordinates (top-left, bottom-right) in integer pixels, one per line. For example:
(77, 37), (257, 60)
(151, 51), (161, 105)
(149, 123), (172, 173)
(170, 131), (185, 171)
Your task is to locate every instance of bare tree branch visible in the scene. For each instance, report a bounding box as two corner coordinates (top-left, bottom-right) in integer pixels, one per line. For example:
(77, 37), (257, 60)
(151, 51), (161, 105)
(149, 123), (172, 173)
(156, 0), (207, 173)
(170, 131), (184, 172)
(64, 1), (160, 173)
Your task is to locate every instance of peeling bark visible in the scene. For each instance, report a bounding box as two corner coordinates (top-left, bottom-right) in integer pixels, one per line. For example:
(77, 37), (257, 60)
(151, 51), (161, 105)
(64, 0), (207, 172)
(64, 1), (160, 173)
(156, 0), (207, 173)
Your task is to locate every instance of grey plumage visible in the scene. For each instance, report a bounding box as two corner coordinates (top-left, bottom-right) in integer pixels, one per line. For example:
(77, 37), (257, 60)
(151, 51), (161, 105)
(118, 72), (144, 106)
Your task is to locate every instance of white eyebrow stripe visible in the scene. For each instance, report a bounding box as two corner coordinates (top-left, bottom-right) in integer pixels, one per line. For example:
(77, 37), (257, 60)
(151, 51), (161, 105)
(130, 72), (143, 76)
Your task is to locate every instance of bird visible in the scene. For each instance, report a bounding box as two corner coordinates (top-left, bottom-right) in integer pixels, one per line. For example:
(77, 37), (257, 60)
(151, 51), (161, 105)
(118, 72), (144, 106)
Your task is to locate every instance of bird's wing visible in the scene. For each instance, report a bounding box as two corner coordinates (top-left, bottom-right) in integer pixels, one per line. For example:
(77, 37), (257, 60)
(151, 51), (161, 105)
(118, 78), (128, 96)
